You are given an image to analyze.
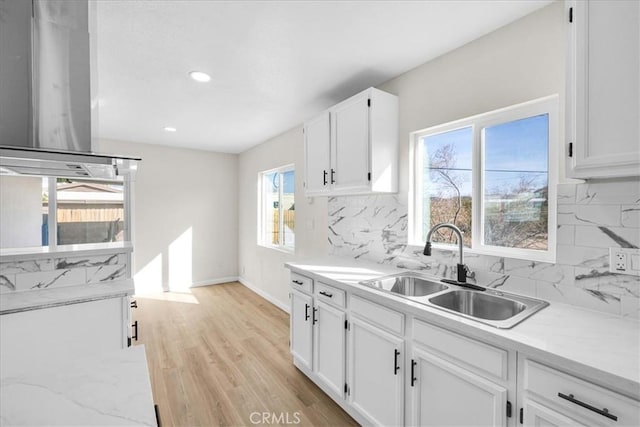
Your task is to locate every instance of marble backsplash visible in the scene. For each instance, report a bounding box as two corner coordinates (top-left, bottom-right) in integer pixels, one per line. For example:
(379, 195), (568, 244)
(328, 179), (640, 319)
(0, 253), (128, 294)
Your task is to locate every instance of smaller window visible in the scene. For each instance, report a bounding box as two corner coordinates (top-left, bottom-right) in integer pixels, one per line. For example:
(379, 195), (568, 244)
(260, 165), (295, 251)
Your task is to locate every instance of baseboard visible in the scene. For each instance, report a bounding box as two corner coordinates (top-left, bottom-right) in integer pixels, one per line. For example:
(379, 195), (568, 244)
(189, 276), (239, 288)
(238, 277), (290, 313)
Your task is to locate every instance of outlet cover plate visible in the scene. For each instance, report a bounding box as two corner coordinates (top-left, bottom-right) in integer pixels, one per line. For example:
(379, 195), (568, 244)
(609, 248), (640, 276)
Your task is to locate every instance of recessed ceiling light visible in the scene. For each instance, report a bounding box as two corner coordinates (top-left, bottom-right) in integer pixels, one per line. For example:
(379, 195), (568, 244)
(189, 71), (211, 82)
(164, 126), (177, 132)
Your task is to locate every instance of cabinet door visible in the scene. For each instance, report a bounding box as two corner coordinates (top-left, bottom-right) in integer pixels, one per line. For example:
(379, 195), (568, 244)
(411, 347), (508, 427)
(304, 112), (331, 195)
(523, 399), (587, 427)
(348, 316), (404, 426)
(290, 289), (313, 370)
(567, 0), (640, 178)
(313, 300), (346, 397)
(331, 91), (371, 193)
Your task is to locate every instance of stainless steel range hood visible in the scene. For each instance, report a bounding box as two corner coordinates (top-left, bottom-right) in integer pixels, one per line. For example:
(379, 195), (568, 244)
(0, 0), (139, 179)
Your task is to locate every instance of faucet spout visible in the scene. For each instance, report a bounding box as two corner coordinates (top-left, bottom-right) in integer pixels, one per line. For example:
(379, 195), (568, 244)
(423, 223), (468, 283)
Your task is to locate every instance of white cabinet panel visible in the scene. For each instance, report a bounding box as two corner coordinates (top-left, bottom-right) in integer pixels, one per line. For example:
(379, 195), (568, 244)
(302, 87), (398, 196)
(566, 0), (640, 178)
(523, 399), (587, 427)
(290, 289), (313, 371)
(412, 346), (507, 427)
(348, 316), (404, 426)
(331, 91), (370, 193)
(303, 112), (331, 195)
(313, 300), (346, 397)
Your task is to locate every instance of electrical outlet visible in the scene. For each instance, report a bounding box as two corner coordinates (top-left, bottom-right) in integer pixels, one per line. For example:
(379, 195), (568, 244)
(609, 248), (640, 276)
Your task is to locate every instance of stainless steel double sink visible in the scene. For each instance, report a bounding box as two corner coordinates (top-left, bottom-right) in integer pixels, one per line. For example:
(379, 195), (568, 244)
(359, 271), (548, 329)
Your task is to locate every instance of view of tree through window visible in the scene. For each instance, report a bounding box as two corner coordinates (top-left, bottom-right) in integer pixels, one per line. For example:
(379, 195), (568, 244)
(261, 167), (295, 250)
(416, 98), (554, 258)
(422, 127), (473, 246)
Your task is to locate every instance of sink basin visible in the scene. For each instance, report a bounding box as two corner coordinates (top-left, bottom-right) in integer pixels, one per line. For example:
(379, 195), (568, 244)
(429, 290), (526, 321)
(428, 288), (548, 328)
(359, 271), (549, 328)
(359, 272), (448, 297)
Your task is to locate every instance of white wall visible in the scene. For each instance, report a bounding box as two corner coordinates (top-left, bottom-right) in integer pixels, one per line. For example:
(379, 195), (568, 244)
(379, 1), (565, 194)
(237, 126), (327, 311)
(0, 176), (42, 248)
(236, 2), (565, 310)
(101, 139), (239, 293)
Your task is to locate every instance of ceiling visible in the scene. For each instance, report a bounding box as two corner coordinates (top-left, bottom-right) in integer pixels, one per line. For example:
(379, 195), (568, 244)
(96, 0), (552, 154)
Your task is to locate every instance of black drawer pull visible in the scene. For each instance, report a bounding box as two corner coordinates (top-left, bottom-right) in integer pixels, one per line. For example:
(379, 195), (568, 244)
(411, 359), (417, 386)
(319, 291), (333, 298)
(312, 307), (318, 324)
(558, 393), (617, 421)
(130, 300), (137, 308)
(292, 280), (304, 285)
(132, 320), (138, 341)
(304, 304), (310, 321)
(394, 349), (400, 375)
(330, 168), (336, 184)
(323, 170), (328, 185)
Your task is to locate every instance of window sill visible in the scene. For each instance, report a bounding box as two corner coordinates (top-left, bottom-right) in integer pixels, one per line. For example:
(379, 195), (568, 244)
(406, 242), (556, 264)
(258, 244), (295, 255)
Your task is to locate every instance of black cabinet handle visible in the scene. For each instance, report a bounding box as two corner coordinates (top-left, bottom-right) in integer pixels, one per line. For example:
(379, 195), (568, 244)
(323, 170), (328, 185)
(394, 349), (400, 375)
(330, 169), (336, 184)
(319, 291), (333, 298)
(558, 393), (618, 421)
(292, 280), (303, 285)
(132, 320), (138, 341)
(154, 404), (161, 427)
(312, 307), (318, 324)
(304, 304), (310, 321)
(130, 299), (137, 309)
(411, 359), (417, 386)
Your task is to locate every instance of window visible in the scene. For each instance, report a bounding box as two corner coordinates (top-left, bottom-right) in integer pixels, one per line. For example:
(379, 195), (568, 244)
(0, 175), (129, 250)
(411, 96), (557, 262)
(260, 165), (295, 250)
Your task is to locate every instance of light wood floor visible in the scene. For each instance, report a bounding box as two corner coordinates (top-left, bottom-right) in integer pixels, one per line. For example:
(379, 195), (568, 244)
(133, 282), (358, 427)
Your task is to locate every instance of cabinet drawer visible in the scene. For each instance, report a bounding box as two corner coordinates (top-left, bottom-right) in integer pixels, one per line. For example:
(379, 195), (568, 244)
(315, 282), (345, 308)
(350, 295), (403, 335)
(413, 319), (508, 381)
(290, 272), (313, 294)
(524, 359), (640, 426)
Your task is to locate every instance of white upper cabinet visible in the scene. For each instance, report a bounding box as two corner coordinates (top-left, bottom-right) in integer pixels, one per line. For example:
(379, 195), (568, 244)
(566, 0), (640, 178)
(303, 87), (399, 196)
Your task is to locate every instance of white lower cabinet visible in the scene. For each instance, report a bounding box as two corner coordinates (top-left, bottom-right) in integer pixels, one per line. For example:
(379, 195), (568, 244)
(522, 398), (587, 426)
(348, 315), (404, 426)
(519, 357), (640, 427)
(410, 319), (514, 427)
(290, 288), (313, 371)
(313, 300), (346, 397)
(288, 271), (640, 427)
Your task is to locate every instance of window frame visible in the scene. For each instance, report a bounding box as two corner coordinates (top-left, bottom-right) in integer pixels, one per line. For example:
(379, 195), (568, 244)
(258, 164), (295, 252)
(409, 95), (558, 263)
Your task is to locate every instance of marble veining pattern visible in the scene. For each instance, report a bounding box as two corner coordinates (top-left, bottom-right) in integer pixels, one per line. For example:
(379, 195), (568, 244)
(0, 346), (156, 426)
(328, 179), (640, 318)
(0, 251), (129, 294)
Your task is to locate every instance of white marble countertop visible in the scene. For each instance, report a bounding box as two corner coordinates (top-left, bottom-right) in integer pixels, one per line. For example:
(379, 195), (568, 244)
(0, 242), (133, 262)
(0, 345), (156, 426)
(286, 257), (640, 399)
(0, 279), (134, 315)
